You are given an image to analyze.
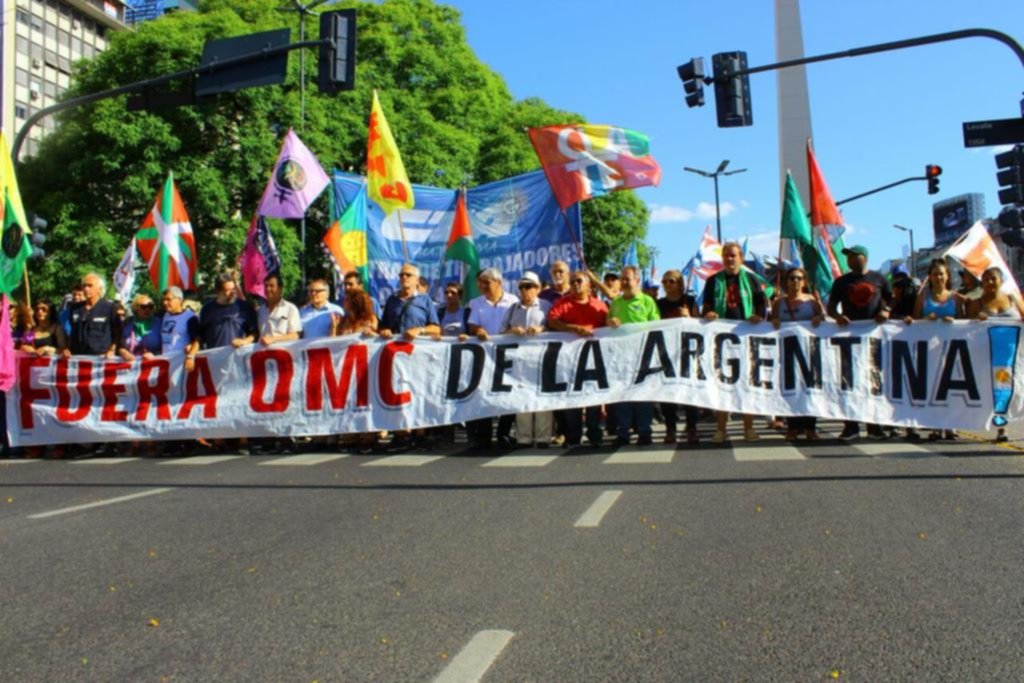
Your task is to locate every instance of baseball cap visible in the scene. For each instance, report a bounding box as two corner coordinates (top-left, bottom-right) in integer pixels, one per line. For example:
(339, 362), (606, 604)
(892, 263), (910, 279)
(518, 271), (541, 288)
(842, 245), (869, 259)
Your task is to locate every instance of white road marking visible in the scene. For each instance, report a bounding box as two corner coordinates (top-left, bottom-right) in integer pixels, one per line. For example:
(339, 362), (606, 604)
(482, 452), (559, 468)
(733, 443), (807, 461)
(854, 442), (936, 458)
(260, 454), (349, 466)
(159, 455), (244, 466)
(28, 488), (175, 520)
(362, 455), (445, 467)
(603, 446), (675, 464)
(72, 457), (141, 465)
(574, 490), (623, 528)
(0, 460), (40, 465)
(433, 629), (516, 683)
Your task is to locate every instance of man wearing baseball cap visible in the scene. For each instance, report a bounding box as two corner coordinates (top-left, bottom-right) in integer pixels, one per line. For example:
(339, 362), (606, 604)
(827, 244), (894, 440)
(501, 271), (553, 447)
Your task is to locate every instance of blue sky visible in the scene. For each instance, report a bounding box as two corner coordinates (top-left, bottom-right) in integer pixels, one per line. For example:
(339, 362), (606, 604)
(444, 0), (1024, 273)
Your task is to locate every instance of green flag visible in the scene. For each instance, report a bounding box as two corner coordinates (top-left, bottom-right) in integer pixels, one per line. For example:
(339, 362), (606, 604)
(0, 187), (31, 295)
(780, 172), (832, 294)
(445, 190), (479, 302)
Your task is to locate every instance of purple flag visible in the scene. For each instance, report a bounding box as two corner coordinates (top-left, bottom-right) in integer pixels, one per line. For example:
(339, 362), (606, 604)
(257, 128), (330, 219)
(239, 215), (282, 298)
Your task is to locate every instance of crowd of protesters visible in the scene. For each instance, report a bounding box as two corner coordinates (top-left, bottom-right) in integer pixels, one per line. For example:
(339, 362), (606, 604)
(2, 241), (1021, 459)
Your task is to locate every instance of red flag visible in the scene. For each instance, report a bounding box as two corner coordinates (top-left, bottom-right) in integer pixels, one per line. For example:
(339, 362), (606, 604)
(807, 141), (845, 280)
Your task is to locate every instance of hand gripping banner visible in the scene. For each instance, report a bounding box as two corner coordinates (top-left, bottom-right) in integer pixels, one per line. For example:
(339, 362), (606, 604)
(7, 319), (1022, 446)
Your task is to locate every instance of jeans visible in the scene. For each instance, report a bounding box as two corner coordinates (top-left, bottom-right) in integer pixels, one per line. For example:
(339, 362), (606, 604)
(614, 402), (654, 440)
(560, 407), (602, 445)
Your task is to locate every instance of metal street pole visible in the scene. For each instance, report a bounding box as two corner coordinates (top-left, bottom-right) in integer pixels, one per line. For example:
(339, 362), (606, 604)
(277, 0), (327, 285)
(893, 224), (915, 275)
(684, 160), (747, 243)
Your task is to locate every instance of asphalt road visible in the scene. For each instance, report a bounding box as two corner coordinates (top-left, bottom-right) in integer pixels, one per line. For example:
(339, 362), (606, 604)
(2, 422), (1023, 682)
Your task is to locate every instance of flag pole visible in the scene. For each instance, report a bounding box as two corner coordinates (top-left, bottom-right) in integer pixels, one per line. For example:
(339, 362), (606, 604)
(775, 170), (789, 299)
(396, 209), (410, 263)
(559, 207), (587, 271)
(22, 267), (30, 309)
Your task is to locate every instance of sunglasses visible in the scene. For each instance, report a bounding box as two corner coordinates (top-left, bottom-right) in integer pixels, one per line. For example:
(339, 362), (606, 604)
(662, 278), (679, 284)
(571, 278), (586, 284)
(518, 283), (537, 290)
(139, 303), (155, 309)
(399, 272), (416, 278)
(788, 275), (805, 281)
(308, 288), (327, 294)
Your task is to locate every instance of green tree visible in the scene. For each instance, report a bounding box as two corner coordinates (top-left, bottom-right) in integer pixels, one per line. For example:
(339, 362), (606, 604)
(19, 0), (649, 300)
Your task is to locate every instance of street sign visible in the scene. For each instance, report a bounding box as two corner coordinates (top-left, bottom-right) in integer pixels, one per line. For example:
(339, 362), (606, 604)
(962, 117), (1024, 148)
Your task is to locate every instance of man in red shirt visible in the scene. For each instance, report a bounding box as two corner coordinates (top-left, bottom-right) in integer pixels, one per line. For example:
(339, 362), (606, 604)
(548, 271), (608, 446)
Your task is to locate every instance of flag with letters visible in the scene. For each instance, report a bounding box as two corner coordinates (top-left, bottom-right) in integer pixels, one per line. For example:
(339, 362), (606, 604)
(366, 91), (415, 217)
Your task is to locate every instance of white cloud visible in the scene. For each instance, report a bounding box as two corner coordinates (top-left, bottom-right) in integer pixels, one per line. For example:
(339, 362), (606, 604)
(741, 231), (779, 257)
(696, 201), (735, 219)
(740, 199), (750, 208)
(648, 199), (742, 224)
(649, 204), (695, 223)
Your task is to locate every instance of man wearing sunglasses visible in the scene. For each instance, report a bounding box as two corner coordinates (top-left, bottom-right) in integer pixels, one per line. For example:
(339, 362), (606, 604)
(378, 263), (441, 341)
(300, 279), (344, 339)
(548, 270), (609, 447)
(657, 269), (701, 445)
(540, 260), (572, 305)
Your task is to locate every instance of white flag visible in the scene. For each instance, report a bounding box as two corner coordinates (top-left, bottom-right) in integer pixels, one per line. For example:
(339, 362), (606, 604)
(944, 220), (1020, 296)
(113, 237), (137, 303)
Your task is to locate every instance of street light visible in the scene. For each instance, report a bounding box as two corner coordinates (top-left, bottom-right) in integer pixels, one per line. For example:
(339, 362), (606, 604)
(683, 160), (747, 243)
(893, 224), (916, 276)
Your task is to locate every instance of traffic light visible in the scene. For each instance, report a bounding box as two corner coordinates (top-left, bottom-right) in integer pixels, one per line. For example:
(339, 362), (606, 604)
(318, 9), (356, 94)
(925, 164), (942, 195)
(676, 58), (705, 108)
(28, 214), (46, 260)
(995, 145), (1024, 206)
(711, 51), (753, 127)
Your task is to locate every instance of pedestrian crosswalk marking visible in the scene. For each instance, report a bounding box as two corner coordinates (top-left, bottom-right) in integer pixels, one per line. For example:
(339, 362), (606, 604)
(482, 452), (560, 468)
(260, 454), (349, 467)
(159, 455), (244, 466)
(853, 442), (936, 458)
(603, 446), (676, 464)
(73, 457), (141, 465)
(733, 442), (806, 461)
(363, 454), (446, 467)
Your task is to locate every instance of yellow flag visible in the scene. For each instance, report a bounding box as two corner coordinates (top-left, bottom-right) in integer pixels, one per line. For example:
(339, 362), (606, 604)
(366, 91), (414, 216)
(0, 133), (28, 230)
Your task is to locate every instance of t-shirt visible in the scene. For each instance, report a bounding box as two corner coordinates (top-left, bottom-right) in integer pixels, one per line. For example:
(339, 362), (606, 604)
(381, 292), (440, 334)
(68, 299), (122, 355)
(828, 271), (892, 321)
(258, 299), (302, 338)
(608, 293), (660, 324)
(656, 295), (697, 320)
(539, 287), (570, 305)
(438, 306), (469, 337)
(121, 317), (162, 356)
(466, 292), (519, 335)
(199, 299), (258, 349)
(300, 302), (344, 339)
(702, 272), (768, 320)
(500, 299), (551, 332)
(160, 310), (199, 354)
(547, 294), (608, 330)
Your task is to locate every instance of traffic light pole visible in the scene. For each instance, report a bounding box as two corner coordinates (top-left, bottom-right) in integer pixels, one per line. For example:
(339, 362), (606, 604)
(11, 37), (330, 163)
(704, 28), (1024, 86)
(833, 175), (930, 209)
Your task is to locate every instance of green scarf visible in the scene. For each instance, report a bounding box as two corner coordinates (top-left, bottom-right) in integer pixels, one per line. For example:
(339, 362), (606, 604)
(713, 270), (753, 319)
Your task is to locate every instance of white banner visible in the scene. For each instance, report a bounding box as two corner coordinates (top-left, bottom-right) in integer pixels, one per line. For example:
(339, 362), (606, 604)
(6, 319), (1023, 446)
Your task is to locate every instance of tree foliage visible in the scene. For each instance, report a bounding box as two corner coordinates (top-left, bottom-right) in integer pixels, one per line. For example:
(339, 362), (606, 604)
(20, 0), (649, 301)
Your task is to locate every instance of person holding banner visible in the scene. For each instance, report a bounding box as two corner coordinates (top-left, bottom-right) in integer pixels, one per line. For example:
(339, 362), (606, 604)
(437, 282), (469, 337)
(64, 273), (122, 360)
(913, 259), (966, 441)
(464, 267), (519, 449)
(159, 287), (199, 371)
(118, 294), (162, 360)
(608, 265), (661, 446)
(967, 267), (1024, 321)
(827, 245), (893, 441)
(702, 243), (768, 442)
(257, 274), (302, 347)
(501, 271), (553, 448)
(540, 260), (571, 305)
(300, 279), (343, 339)
(658, 269), (701, 445)
(22, 299), (66, 356)
(547, 270), (608, 447)
(771, 267), (824, 440)
(199, 273), (258, 455)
